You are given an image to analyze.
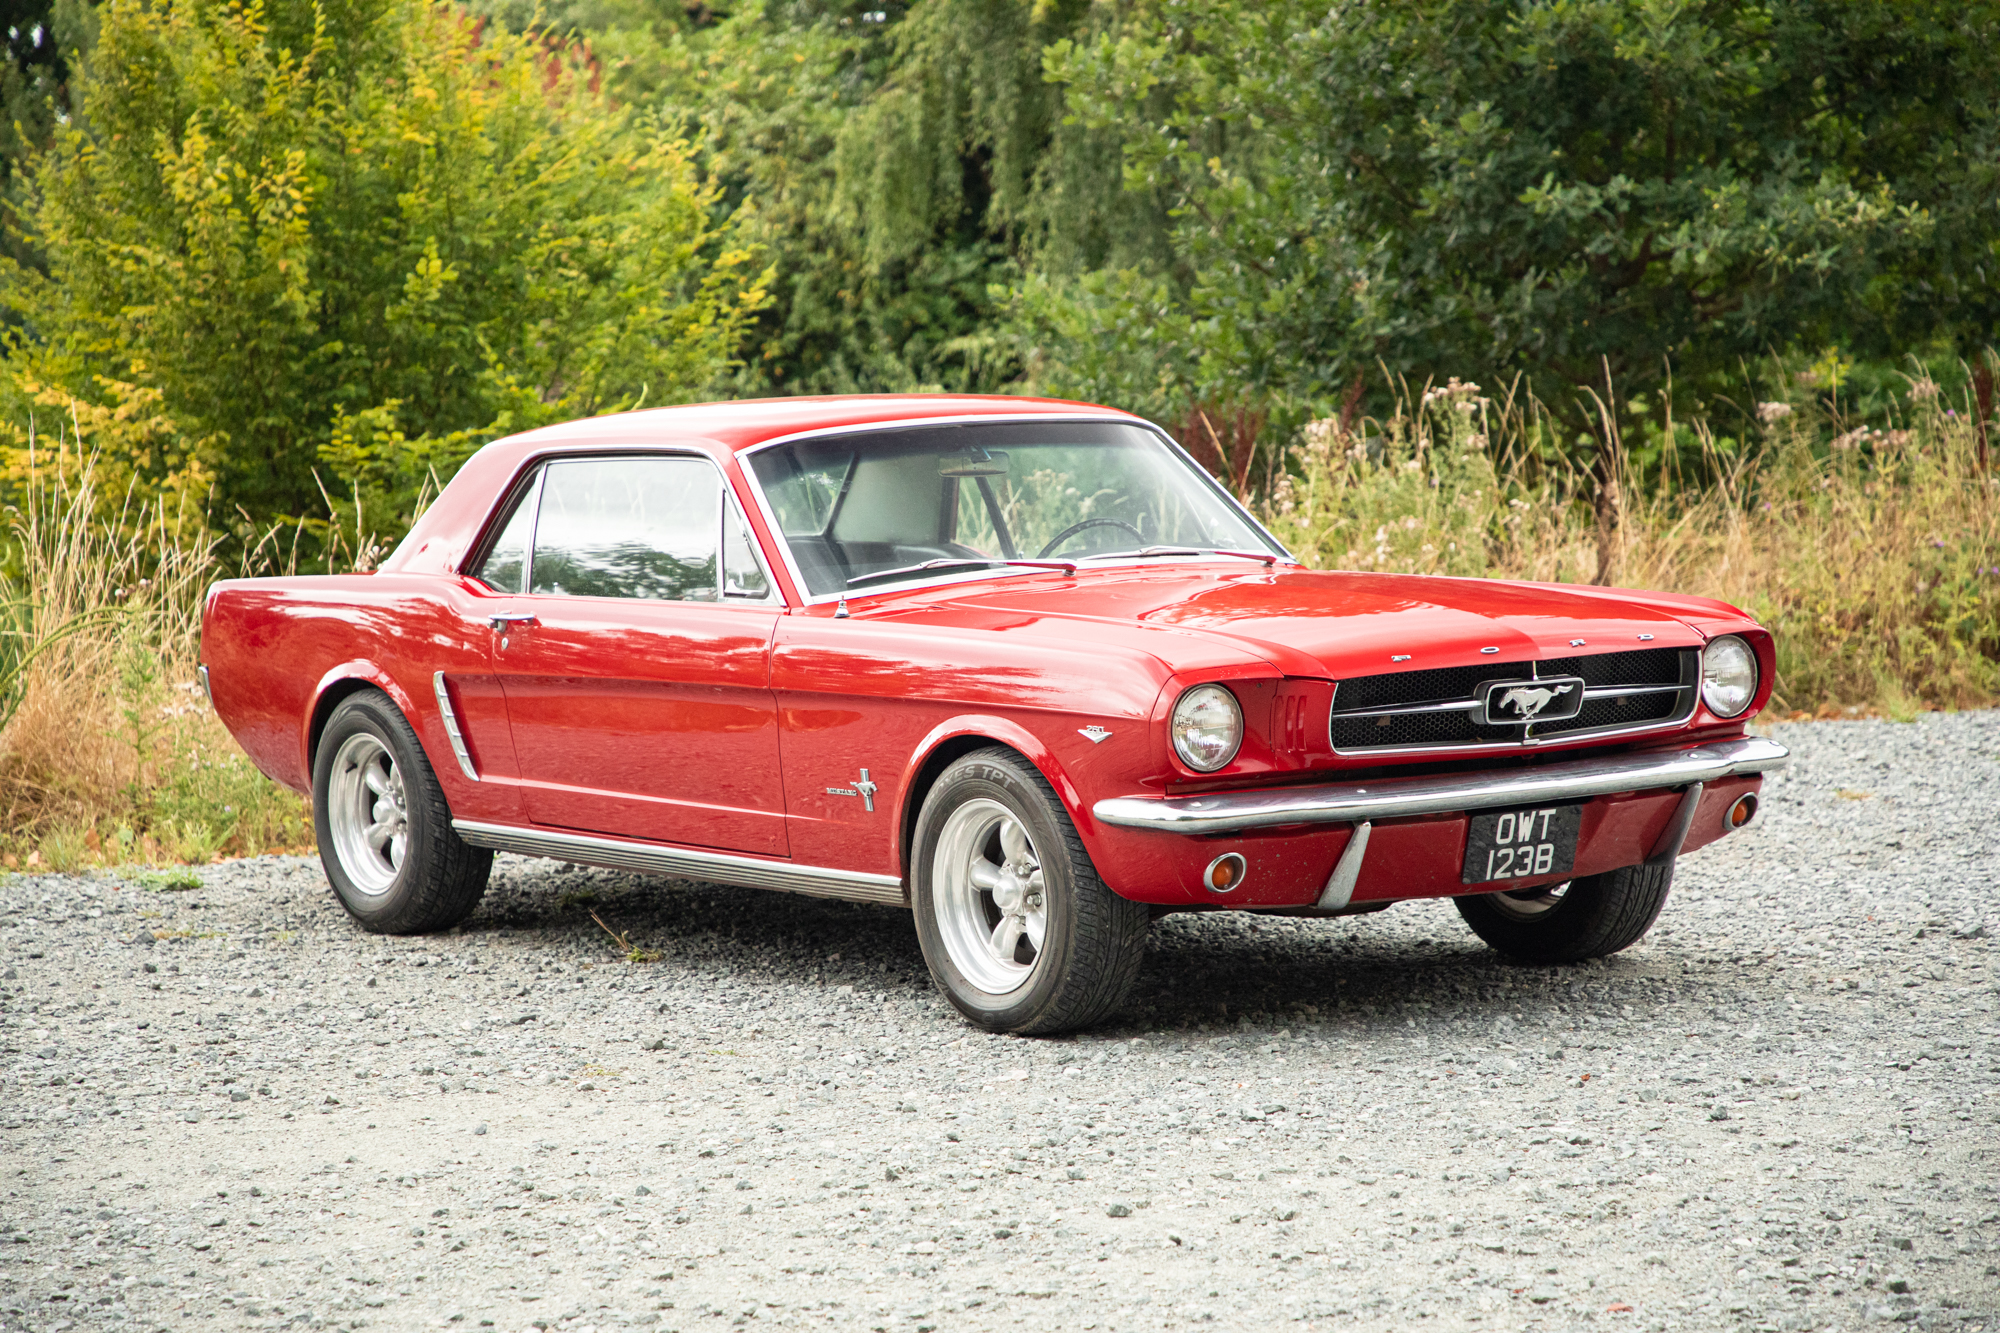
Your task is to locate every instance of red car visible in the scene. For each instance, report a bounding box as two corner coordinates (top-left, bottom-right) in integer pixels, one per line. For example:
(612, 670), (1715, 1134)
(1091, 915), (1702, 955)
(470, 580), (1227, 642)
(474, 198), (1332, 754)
(202, 396), (1787, 1033)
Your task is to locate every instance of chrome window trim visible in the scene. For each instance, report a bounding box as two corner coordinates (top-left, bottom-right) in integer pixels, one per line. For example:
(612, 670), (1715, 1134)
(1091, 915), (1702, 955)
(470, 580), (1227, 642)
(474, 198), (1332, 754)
(733, 412), (1296, 607)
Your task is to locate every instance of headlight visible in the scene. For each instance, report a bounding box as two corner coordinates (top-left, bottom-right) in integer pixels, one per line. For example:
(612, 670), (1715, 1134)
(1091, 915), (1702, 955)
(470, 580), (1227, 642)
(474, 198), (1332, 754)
(1701, 635), (1758, 718)
(1171, 684), (1243, 772)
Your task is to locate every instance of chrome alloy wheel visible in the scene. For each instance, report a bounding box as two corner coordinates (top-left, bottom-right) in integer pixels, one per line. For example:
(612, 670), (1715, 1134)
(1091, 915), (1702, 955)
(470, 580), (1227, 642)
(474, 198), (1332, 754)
(327, 732), (409, 895)
(931, 798), (1048, 995)
(1484, 882), (1569, 920)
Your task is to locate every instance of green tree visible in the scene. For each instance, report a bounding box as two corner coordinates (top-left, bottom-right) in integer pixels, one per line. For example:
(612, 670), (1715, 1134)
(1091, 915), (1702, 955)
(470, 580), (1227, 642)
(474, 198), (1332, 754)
(1030, 0), (1998, 466)
(1, 0), (768, 548)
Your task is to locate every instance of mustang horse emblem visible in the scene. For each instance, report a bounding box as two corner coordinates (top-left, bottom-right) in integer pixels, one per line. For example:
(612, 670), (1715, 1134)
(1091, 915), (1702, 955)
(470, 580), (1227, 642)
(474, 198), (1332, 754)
(1496, 682), (1576, 721)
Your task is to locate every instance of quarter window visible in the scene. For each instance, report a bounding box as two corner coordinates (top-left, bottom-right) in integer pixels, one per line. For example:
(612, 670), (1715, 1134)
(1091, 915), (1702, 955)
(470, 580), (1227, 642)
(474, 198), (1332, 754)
(472, 479), (537, 594)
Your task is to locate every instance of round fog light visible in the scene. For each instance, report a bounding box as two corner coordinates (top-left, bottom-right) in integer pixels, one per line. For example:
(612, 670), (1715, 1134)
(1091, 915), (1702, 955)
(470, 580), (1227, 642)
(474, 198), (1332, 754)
(1724, 793), (1759, 832)
(1203, 852), (1247, 894)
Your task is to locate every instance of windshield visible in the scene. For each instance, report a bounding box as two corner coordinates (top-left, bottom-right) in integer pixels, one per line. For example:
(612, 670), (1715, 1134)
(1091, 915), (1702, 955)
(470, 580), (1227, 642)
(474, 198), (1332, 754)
(745, 420), (1280, 596)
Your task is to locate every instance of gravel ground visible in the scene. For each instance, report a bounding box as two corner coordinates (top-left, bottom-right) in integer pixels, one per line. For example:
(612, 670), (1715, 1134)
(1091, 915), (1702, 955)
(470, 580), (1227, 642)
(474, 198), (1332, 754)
(3, 711), (1998, 1333)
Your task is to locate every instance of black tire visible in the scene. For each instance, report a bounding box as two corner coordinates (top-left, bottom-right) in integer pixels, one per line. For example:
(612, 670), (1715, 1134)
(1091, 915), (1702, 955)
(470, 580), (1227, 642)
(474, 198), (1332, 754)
(911, 747), (1149, 1035)
(1453, 861), (1673, 964)
(312, 688), (492, 934)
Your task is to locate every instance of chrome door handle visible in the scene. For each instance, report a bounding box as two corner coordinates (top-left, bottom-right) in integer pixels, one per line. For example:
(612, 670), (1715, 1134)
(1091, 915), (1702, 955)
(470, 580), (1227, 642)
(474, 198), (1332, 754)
(488, 613), (538, 629)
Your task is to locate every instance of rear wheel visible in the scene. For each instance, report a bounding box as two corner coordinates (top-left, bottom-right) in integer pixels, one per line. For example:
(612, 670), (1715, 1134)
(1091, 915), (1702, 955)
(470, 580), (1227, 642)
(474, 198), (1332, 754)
(1453, 861), (1673, 963)
(912, 748), (1149, 1034)
(313, 689), (492, 934)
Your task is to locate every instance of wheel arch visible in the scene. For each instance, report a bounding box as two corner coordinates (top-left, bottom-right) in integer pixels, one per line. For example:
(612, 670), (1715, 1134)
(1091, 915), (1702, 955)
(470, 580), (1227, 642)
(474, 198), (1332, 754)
(304, 663), (422, 781)
(896, 716), (1090, 881)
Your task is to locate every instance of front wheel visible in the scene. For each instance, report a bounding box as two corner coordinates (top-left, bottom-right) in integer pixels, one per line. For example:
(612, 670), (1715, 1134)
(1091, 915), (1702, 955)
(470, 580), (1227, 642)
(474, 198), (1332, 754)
(1453, 861), (1673, 963)
(313, 689), (492, 934)
(912, 748), (1149, 1034)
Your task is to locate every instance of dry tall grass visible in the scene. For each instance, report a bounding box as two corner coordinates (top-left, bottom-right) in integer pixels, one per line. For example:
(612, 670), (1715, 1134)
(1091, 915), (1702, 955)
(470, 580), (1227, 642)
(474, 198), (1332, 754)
(0, 437), (310, 869)
(1261, 372), (2000, 715)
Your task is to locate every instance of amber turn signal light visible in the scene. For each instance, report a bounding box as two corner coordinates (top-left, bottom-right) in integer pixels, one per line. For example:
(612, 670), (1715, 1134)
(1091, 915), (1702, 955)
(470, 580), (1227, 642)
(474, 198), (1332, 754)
(1203, 852), (1248, 894)
(1724, 793), (1759, 831)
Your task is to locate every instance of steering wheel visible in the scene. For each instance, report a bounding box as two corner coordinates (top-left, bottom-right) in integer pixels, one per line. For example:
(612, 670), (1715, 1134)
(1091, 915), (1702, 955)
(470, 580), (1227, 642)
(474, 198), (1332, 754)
(1036, 518), (1146, 560)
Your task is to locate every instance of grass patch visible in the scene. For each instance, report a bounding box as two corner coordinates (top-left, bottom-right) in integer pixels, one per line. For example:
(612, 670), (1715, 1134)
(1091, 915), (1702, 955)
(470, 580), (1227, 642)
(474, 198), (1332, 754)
(135, 869), (204, 892)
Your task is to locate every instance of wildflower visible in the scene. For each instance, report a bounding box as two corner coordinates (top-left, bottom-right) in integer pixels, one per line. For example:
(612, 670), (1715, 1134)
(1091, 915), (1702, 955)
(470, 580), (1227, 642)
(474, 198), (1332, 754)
(1830, 427), (1871, 451)
(1270, 473), (1298, 518)
(1755, 402), (1793, 425)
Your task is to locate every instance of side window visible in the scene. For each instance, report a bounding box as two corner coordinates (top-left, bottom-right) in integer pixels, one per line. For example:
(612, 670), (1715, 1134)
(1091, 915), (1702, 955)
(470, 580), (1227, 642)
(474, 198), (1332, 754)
(472, 478), (538, 593)
(531, 458), (721, 601)
(722, 496), (771, 599)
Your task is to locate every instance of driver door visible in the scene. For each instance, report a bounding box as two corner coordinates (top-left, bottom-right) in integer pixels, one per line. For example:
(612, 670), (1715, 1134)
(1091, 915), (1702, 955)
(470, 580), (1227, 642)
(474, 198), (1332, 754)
(477, 453), (789, 856)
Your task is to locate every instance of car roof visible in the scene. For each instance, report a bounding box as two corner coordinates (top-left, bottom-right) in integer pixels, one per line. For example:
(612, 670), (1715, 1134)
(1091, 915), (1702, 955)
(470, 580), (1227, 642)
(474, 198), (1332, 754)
(378, 394), (1153, 580)
(493, 394), (1143, 455)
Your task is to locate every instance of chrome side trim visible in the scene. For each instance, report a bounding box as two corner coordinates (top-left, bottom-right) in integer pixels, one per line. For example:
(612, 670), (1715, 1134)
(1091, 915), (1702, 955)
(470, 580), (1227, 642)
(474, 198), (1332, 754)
(197, 664), (212, 707)
(432, 672), (479, 782)
(451, 819), (907, 907)
(1315, 821), (1371, 910)
(1644, 781), (1705, 867)
(1092, 735), (1790, 835)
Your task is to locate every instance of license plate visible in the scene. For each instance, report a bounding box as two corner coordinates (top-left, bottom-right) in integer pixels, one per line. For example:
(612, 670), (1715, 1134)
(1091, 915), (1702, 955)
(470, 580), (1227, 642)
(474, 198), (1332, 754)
(1461, 804), (1583, 884)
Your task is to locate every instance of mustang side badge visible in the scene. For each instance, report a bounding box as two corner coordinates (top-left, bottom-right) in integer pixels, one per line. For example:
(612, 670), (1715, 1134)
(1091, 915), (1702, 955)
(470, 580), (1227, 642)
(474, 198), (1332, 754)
(825, 768), (879, 812)
(1078, 726), (1113, 744)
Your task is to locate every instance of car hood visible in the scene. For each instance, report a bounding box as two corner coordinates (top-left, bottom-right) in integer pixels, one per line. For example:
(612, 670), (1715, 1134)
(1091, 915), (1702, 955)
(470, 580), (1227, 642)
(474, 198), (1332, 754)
(924, 566), (1727, 678)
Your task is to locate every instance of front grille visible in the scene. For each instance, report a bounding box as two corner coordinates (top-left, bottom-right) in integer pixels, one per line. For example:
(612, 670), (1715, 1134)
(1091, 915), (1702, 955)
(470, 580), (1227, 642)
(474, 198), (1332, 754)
(1329, 647), (1697, 753)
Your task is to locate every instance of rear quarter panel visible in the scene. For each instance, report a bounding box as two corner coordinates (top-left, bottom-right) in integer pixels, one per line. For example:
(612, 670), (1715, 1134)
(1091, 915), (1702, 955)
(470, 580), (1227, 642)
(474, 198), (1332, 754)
(201, 574), (518, 822)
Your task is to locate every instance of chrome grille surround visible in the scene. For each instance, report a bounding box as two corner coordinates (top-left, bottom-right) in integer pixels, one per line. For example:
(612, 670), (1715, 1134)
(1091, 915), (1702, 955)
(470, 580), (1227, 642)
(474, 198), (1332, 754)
(1328, 647), (1698, 755)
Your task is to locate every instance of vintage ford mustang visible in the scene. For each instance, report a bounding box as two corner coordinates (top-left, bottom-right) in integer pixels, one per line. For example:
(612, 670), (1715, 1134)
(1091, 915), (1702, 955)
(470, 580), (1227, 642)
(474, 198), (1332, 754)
(202, 395), (1787, 1033)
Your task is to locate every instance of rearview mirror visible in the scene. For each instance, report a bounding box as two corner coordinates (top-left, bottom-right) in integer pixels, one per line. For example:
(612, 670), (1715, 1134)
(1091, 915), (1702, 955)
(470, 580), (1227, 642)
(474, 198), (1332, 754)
(938, 450), (1010, 478)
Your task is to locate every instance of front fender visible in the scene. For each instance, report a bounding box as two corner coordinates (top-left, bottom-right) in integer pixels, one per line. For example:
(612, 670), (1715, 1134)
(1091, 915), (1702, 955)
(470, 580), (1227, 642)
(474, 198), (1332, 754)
(894, 714), (1091, 878)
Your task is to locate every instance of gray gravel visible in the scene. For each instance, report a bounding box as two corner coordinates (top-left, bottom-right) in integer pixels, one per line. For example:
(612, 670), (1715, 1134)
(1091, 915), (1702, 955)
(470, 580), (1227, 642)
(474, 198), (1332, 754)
(4, 711), (1999, 1333)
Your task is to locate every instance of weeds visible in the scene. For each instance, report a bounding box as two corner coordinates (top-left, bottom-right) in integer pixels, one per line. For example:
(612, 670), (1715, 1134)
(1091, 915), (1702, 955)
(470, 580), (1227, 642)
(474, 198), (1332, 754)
(1263, 361), (2000, 714)
(589, 910), (662, 964)
(0, 429), (310, 867)
(136, 869), (204, 892)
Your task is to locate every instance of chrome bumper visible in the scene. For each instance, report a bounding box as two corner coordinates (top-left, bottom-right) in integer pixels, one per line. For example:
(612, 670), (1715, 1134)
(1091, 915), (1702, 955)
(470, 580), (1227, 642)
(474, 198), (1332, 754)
(1091, 735), (1790, 835)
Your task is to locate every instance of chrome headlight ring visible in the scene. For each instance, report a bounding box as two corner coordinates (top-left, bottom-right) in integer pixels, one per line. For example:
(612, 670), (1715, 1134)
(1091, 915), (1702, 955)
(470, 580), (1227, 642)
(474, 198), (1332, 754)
(1171, 684), (1243, 772)
(1701, 635), (1758, 719)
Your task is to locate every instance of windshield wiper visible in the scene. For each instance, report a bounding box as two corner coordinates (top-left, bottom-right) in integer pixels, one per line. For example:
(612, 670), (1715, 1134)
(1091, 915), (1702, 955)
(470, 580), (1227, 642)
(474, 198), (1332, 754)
(844, 557), (1077, 589)
(1077, 545), (1280, 565)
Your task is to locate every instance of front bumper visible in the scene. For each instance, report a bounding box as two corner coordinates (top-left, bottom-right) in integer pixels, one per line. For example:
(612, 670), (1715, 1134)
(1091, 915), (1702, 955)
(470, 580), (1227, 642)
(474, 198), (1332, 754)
(1092, 734), (1790, 835)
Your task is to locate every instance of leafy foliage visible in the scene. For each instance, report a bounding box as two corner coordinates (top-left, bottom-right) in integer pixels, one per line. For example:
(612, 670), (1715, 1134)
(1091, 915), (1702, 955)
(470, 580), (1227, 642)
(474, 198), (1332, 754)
(1028, 1), (1998, 433)
(0, 0), (768, 550)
